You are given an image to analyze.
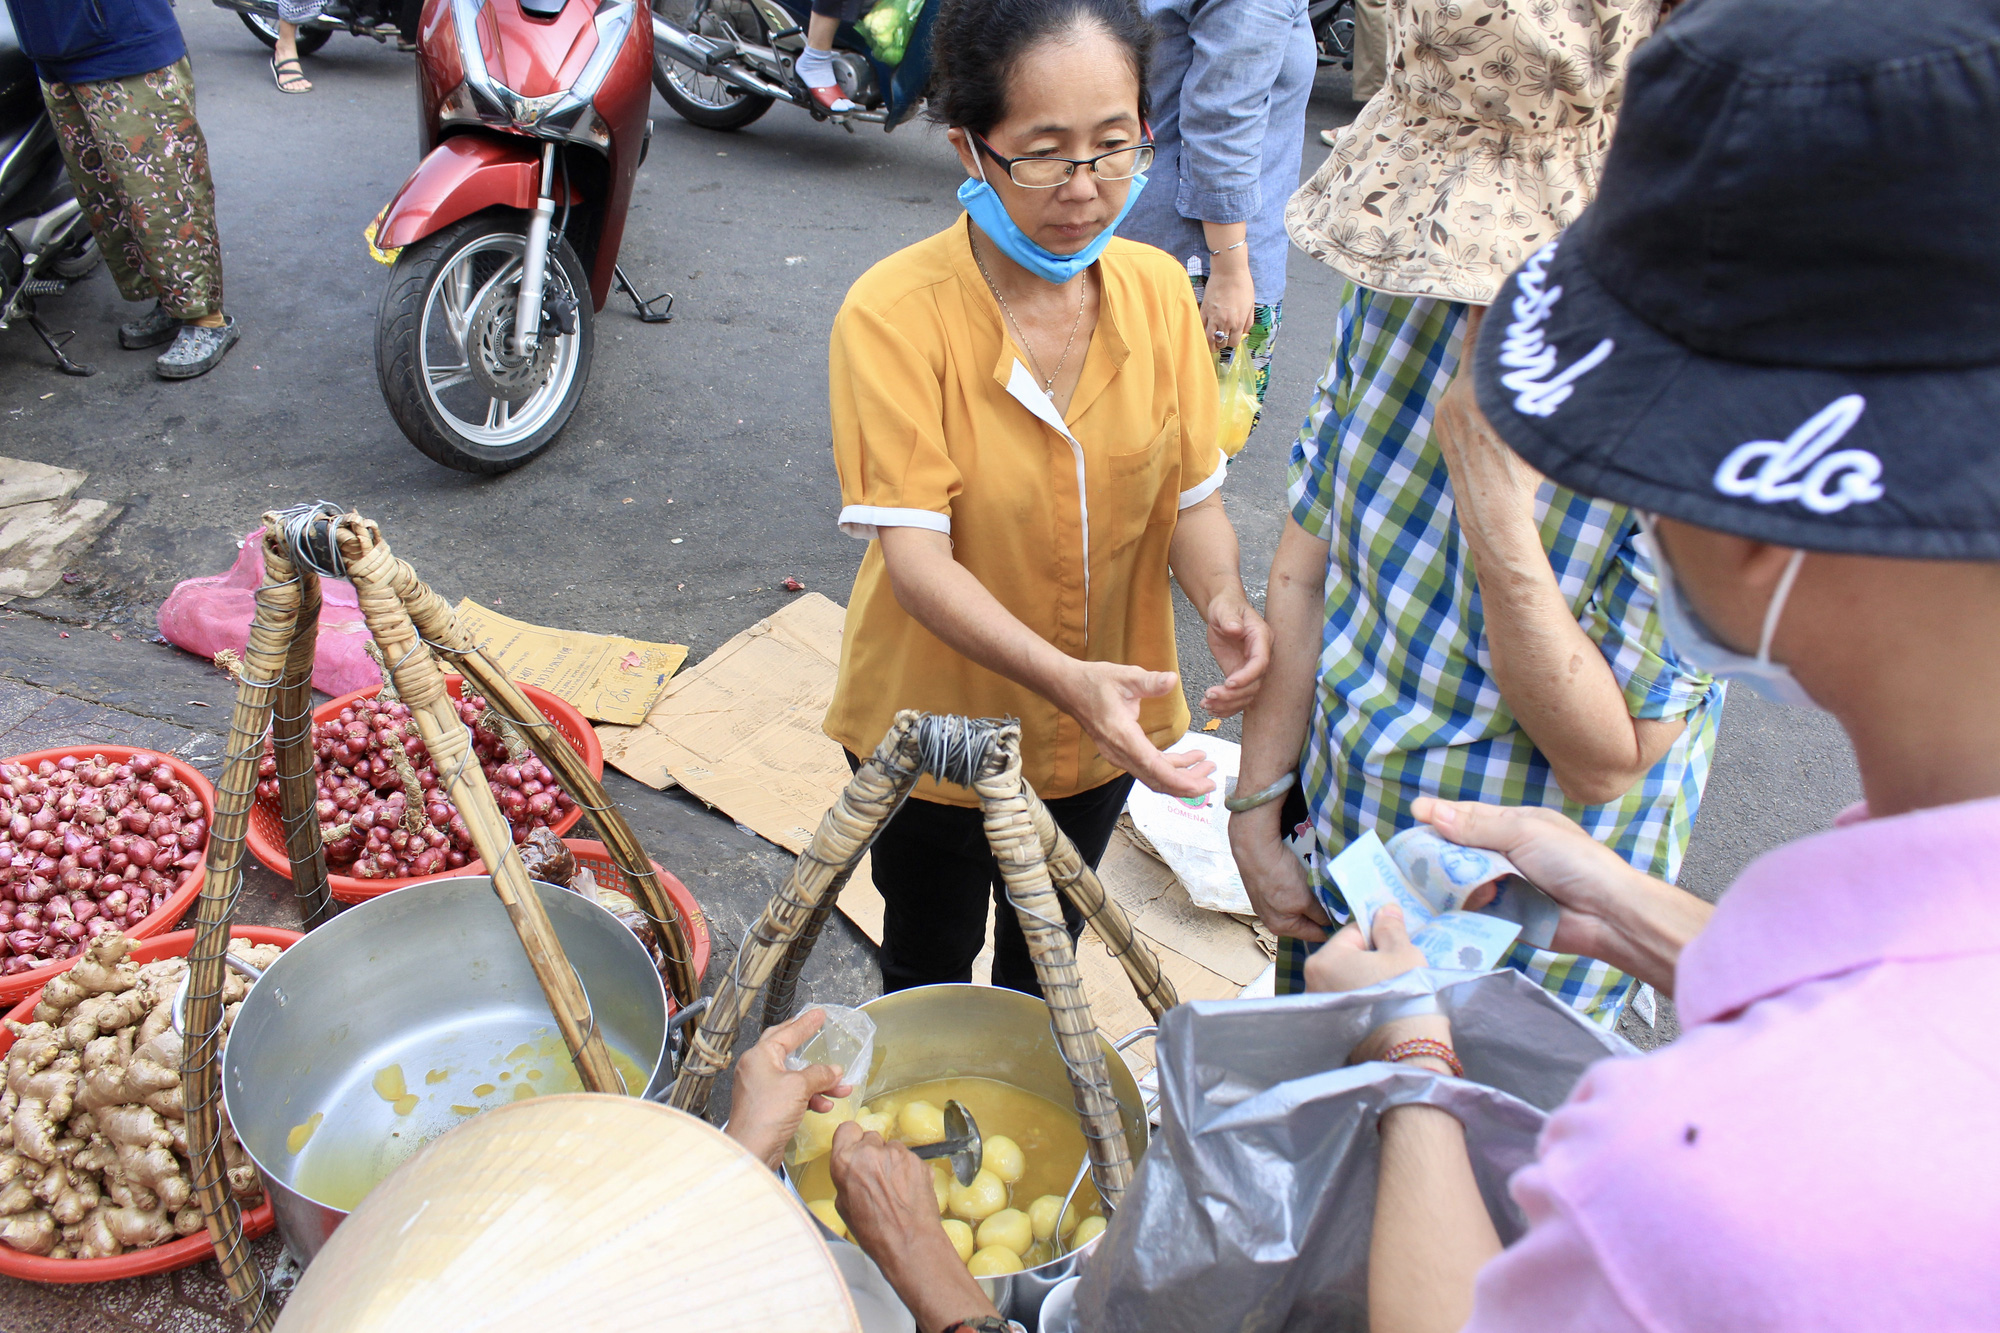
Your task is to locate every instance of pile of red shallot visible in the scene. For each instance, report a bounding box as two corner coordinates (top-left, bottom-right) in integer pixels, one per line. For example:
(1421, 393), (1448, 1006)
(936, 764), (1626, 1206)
(255, 693), (576, 882)
(0, 753), (206, 974)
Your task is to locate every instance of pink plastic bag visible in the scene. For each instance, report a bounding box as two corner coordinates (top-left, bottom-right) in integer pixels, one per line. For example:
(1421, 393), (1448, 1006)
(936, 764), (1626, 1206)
(156, 529), (382, 697)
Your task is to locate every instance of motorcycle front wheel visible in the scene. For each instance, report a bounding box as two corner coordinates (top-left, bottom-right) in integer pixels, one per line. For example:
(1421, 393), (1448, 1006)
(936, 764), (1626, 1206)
(238, 12), (333, 55)
(375, 213), (595, 475)
(651, 0), (776, 130)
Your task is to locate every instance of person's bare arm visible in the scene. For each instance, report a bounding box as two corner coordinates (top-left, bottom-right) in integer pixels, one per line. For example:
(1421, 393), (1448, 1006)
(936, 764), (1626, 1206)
(1228, 516), (1333, 941)
(831, 1122), (999, 1333)
(1305, 917), (1501, 1333)
(1169, 491), (1271, 718)
(1439, 307), (1683, 805)
(878, 527), (1216, 797)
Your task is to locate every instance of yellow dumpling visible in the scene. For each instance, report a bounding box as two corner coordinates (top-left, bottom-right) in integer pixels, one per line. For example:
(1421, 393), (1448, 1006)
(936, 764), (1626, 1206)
(857, 1111), (895, 1137)
(947, 1167), (1008, 1222)
(930, 1159), (953, 1214)
(968, 1245), (1024, 1277)
(1027, 1193), (1077, 1242)
(806, 1198), (848, 1239)
(898, 1099), (947, 1145)
(1071, 1215), (1107, 1249)
(982, 1134), (1026, 1184)
(942, 1218), (975, 1263)
(793, 1104), (852, 1162)
(976, 1207), (1032, 1255)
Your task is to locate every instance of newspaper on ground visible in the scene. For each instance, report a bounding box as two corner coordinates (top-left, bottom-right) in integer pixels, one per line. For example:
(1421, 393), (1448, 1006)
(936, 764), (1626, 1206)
(454, 598), (688, 726)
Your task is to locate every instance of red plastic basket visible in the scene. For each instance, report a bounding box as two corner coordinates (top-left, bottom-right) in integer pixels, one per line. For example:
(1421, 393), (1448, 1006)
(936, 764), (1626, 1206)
(0, 746), (217, 1004)
(562, 839), (711, 1001)
(0, 925), (298, 1283)
(242, 676), (603, 904)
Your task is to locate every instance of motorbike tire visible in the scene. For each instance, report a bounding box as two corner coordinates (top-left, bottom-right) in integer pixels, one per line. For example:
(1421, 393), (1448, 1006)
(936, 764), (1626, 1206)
(650, 0), (775, 130)
(239, 12), (334, 56)
(375, 213), (595, 475)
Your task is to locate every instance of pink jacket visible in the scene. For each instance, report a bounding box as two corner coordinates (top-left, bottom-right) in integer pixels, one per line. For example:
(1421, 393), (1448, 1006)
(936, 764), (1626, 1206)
(1464, 795), (2000, 1331)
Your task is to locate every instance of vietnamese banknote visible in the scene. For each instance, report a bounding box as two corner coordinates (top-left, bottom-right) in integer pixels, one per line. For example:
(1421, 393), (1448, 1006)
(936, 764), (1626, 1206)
(1328, 829), (1528, 972)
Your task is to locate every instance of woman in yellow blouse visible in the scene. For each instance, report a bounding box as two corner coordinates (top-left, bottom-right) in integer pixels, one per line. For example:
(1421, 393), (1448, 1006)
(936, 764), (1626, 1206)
(824, 0), (1271, 996)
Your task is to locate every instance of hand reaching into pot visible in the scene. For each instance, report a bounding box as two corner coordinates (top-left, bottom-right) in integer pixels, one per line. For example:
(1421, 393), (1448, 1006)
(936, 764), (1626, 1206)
(723, 1008), (852, 1171)
(830, 1121), (1002, 1333)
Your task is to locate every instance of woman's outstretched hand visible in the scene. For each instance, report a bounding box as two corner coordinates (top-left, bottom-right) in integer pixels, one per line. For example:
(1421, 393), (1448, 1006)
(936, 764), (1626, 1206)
(1201, 590), (1271, 716)
(1059, 659), (1217, 798)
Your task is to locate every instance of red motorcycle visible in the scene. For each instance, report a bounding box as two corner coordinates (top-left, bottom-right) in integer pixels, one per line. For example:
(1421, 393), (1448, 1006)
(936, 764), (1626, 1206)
(375, 0), (671, 473)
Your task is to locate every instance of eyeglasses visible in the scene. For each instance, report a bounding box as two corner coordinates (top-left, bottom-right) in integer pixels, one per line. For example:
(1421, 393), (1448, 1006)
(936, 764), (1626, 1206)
(972, 131), (1154, 189)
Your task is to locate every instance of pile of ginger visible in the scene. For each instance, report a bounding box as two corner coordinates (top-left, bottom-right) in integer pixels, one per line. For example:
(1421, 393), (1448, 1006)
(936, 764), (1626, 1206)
(0, 932), (277, 1259)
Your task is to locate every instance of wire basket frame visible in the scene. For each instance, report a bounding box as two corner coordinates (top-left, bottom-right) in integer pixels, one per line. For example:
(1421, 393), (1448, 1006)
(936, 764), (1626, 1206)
(671, 711), (1180, 1215)
(180, 507), (699, 1330)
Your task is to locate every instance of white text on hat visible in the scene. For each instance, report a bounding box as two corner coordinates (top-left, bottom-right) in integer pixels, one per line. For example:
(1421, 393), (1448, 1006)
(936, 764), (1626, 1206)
(1498, 241), (1614, 418)
(1713, 395), (1884, 515)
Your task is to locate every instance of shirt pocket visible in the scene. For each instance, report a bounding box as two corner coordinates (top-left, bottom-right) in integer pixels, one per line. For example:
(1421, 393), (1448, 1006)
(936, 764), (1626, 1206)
(1106, 413), (1182, 537)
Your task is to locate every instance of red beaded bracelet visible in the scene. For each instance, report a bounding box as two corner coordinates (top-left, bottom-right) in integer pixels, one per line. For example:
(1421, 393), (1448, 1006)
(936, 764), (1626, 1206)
(1380, 1037), (1463, 1077)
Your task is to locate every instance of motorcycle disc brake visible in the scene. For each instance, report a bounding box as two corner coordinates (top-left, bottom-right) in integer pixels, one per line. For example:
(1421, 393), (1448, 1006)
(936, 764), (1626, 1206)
(469, 283), (559, 404)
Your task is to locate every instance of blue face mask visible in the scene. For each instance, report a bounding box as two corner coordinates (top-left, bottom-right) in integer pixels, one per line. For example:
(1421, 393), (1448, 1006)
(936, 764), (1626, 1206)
(1637, 515), (1817, 708)
(956, 158), (1148, 284)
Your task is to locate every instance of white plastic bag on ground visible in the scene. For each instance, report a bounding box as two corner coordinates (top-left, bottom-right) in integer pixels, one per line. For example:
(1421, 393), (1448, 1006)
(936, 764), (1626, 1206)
(1124, 735), (1251, 915)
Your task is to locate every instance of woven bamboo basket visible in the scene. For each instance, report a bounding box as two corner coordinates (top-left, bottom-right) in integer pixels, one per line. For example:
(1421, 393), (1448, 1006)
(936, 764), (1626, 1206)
(182, 505), (701, 1330)
(669, 710), (1180, 1217)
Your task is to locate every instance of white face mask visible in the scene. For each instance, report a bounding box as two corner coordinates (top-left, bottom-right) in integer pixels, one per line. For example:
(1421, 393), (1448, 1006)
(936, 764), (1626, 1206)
(1636, 514), (1818, 709)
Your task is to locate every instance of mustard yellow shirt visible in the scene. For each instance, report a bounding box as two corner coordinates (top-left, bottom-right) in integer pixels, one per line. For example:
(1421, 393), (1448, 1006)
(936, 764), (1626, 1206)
(824, 216), (1225, 806)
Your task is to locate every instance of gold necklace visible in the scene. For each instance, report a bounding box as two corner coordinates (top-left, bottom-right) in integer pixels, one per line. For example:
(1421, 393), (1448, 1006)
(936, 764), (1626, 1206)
(972, 236), (1087, 398)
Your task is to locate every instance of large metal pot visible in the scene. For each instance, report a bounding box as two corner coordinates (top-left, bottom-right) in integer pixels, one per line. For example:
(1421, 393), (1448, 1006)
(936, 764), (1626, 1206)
(222, 876), (669, 1267)
(851, 985), (1152, 1328)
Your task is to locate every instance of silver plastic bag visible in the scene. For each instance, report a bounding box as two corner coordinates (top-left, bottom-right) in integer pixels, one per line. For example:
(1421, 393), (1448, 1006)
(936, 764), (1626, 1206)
(1070, 971), (1634, 1333)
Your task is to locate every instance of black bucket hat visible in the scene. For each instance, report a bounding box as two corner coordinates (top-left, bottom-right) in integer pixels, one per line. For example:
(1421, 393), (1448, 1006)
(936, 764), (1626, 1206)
(1472, 0), (2000, 560)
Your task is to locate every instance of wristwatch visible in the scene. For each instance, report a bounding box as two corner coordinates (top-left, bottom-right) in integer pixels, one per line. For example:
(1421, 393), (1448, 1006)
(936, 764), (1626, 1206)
(940, 1319), (1026, 1333)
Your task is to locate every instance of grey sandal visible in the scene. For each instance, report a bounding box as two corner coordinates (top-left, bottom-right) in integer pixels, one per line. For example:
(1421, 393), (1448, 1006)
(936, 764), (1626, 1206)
(118, 302), (179, 350)
(156, 317), (241, 380)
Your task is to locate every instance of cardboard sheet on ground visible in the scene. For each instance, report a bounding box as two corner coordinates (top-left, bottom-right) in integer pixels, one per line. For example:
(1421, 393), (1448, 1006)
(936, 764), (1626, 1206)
(596, 593), (850, 850)
(453, 598), (687, 726)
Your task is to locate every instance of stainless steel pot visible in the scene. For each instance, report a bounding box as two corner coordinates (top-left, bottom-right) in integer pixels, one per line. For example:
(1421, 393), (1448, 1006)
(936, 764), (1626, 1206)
(842, 985), (1153, 1330)
(221, 876), (669, 1267)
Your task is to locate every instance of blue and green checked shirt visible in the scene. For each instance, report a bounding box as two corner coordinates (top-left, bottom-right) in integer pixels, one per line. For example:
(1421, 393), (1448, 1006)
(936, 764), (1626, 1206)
(1276, 283), (1723, 1026)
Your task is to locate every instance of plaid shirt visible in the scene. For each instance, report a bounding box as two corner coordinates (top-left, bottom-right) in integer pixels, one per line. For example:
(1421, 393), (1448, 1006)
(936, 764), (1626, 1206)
(1276, 283), (1723, 1025)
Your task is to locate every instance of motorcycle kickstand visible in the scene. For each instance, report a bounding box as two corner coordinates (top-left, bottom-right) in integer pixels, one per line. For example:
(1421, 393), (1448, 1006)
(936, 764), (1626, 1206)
(25, 306), (97, 377)
(613, 264), (673, 324)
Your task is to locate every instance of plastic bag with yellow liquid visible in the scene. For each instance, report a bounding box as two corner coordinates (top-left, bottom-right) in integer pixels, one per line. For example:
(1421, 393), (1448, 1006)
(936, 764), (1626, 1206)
(1215, 346), (1259, 458)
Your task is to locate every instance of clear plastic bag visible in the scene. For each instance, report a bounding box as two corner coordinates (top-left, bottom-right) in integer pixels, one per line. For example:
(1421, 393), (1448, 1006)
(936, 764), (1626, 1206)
(786, 1005), (879, 1164)
(786, 1003), (877, 1091)
(1215, 347), (1259, 458)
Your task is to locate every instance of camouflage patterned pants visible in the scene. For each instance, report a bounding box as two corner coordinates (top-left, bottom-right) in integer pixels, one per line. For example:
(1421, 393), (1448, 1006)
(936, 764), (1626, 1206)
(41, 58), (223, 321)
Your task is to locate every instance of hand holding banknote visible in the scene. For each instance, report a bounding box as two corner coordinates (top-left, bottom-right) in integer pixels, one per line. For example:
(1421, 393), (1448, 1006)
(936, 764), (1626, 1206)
(1413, 797), (1714, 995)
(1303, 904), (1428, 994)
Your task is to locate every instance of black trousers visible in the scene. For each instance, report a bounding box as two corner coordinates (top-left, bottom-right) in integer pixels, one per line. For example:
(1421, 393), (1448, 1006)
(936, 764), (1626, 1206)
(846, 753), (1134, 998)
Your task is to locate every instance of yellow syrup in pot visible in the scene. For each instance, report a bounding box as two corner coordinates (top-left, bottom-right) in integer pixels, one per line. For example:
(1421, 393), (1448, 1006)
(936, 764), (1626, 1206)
(788, 1076), (1106, 1270)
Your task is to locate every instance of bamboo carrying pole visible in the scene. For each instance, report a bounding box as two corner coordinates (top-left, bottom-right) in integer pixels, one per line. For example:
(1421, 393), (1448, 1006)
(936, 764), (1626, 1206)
(670, 711), (1170, 1214)
(181, 506), (697, 1329)
(974, 725), (1132, 1203)
(373, 556), (700, 1008)
(183, 526), (322, 1333)
(336, 517), (622, 1094)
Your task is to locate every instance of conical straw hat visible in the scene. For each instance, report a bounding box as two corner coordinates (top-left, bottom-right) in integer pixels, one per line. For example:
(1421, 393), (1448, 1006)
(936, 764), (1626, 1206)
(273, 1094), (862, 1332)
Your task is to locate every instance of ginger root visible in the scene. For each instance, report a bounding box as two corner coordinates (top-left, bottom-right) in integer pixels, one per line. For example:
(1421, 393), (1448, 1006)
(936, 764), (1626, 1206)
(0, 1209), (57, 1256)
(0, 932), (272, 1259)
(33, 936), (137, 1023)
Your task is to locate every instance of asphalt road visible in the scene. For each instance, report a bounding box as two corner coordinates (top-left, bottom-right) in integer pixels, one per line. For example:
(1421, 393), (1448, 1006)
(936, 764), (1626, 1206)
(2, 0), (1858, 1165)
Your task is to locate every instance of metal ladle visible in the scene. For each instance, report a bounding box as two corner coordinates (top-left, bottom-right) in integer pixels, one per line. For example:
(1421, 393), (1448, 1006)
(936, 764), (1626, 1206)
(908, 1099), (982, 1185)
